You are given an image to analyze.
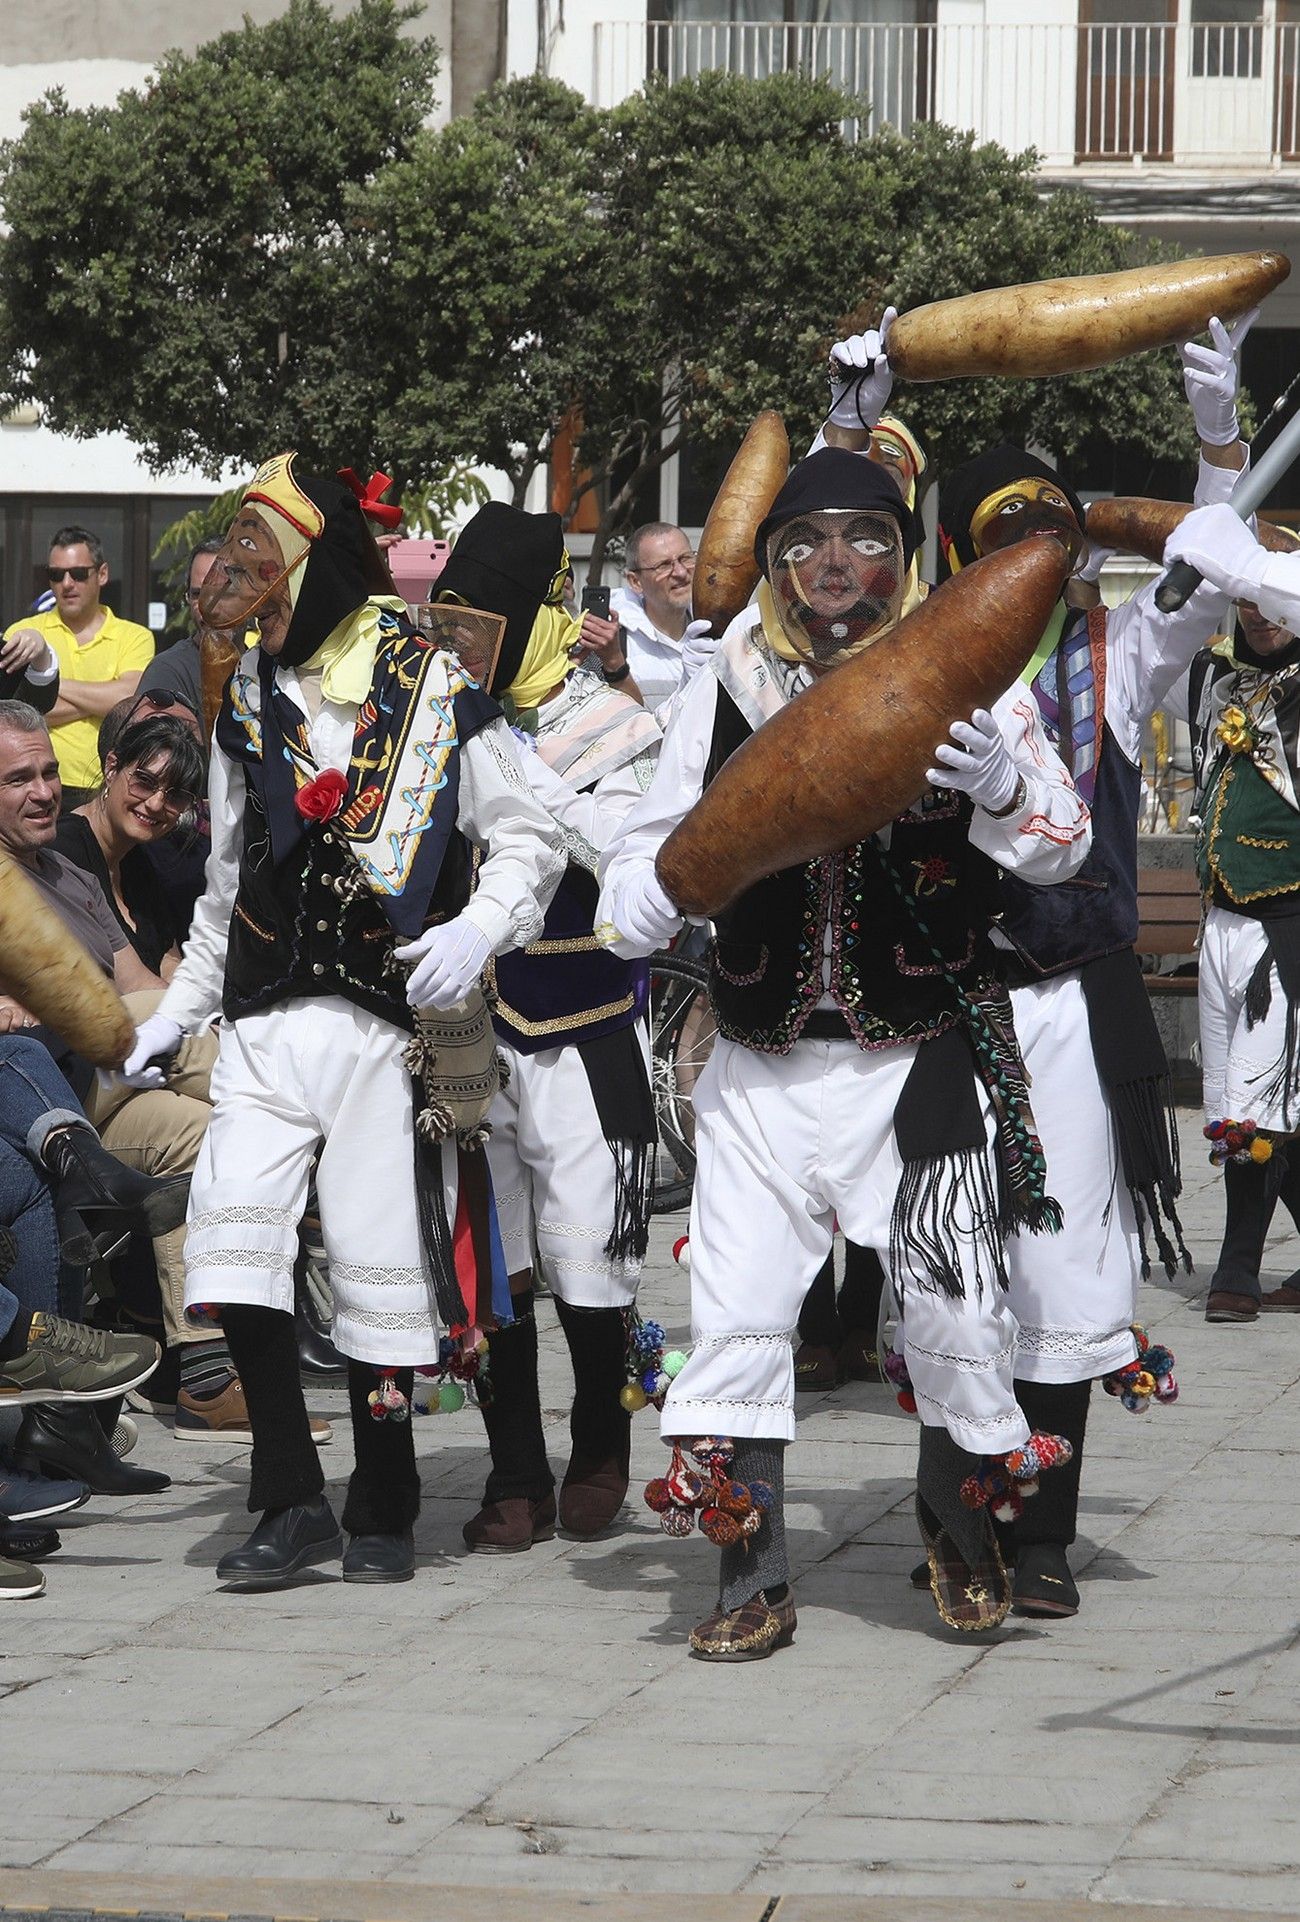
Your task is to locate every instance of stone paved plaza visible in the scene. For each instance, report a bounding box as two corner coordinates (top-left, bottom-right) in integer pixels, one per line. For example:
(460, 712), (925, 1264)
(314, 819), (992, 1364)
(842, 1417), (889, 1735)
(3, 1110), (1300, 1917)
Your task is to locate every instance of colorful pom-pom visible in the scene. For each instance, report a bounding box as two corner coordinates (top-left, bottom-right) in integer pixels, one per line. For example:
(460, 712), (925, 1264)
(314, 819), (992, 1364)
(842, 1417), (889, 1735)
(660, 1507), (694, 1538)
(620, 1383), (648, 1413)
(672, 1235), (690, 1268)
(643, 1478), (673, 1514)
(699, 1506), (743, 1546)
(663, 1350), (687, 1378)
(1252, 1136), (1274, 1162)
(438, 1381), (465, 1414)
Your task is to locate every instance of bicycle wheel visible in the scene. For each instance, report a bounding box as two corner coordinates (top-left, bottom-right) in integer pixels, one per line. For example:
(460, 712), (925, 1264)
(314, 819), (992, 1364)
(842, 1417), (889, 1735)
(648, 949), (717, 1215)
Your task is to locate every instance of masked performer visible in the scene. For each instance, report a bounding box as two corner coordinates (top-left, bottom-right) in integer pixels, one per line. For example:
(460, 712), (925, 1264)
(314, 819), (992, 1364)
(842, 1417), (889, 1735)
(119, 456), (561, 1588)
(599, 447), (1093, 1656)
(423, 506), (662, 1551)
(926, 317), (1246, 1611)
(1157, 505), (1300, 1319)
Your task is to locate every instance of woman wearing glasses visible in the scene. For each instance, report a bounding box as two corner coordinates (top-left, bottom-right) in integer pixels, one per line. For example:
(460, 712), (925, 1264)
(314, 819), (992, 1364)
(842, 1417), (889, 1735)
(54, 707), (204, 980)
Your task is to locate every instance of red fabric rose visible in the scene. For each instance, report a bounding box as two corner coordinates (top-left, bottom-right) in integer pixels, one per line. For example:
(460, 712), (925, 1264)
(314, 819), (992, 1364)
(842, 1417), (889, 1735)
(294, 769), (349, 823)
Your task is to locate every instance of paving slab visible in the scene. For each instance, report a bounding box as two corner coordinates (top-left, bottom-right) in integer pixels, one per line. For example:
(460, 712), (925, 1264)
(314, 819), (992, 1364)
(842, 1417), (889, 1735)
(6, 1109), (1300, 1912)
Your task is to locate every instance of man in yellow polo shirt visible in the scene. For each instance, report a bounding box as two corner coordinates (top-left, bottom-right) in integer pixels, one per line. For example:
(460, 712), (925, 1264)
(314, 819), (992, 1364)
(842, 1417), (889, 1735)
(4, 526), (154, 804)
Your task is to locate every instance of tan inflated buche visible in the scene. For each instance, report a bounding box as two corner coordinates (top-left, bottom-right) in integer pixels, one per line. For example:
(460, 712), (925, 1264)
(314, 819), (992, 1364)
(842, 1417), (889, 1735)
(888, 252), (1290, 382)
(692, 411), (790, 638)
(1086, 496), (1300, 564)
(200, 629), (245, 745)
(656, 533), (1073, 920)
(0, 845), (134, 1066)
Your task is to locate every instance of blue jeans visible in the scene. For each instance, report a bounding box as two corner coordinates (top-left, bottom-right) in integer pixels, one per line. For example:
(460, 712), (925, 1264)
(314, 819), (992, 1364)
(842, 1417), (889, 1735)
(0, 1037), (87, 1324)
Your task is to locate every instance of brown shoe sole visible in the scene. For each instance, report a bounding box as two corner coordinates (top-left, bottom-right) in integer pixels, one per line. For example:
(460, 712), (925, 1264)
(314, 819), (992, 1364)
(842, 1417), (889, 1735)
(1204, 1300), (1259, 1322)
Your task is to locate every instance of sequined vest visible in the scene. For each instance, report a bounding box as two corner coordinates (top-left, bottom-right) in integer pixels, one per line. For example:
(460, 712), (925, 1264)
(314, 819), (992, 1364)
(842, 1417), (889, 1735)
(1190, 647), (1300, 915)
(704, 685), (1001, 1054)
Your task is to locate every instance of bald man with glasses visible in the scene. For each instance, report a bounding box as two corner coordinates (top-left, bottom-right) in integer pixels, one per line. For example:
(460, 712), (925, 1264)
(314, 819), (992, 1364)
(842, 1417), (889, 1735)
(610, 523), (710, 719)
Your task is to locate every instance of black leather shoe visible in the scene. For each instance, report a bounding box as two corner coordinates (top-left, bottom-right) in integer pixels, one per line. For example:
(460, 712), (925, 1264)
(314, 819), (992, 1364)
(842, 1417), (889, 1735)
(13, 1403), (171, 1495)
(39, 1123), (191, 1265)
(0, 1521), (60, 1561)
(216, 1498), (341, 1588)
(342, 1528), (415, 1583)
(1012, 1541), (1080, 1617)
(296, 1313), (349, 1382)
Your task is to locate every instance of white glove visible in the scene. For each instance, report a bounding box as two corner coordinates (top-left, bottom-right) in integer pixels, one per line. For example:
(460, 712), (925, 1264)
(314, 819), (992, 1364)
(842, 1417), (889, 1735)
(827, 307), (896, 432)
(1162, 501), (1267, 605)
(1180, 309), (1257, 446)
(679, 617), (719, 682)
(1075, 542), (1112, 587)
(121, 1013), (183, 1090)
(395, 915), (494, 1011)
(607, 868), (682, 958)
(927, 709), (1021, 814)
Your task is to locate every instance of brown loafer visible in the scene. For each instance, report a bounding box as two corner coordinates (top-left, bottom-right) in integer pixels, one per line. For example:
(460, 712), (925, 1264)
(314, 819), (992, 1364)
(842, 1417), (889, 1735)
(1260, 1283), (1300, 1312)
(837, 1331), (883, 1383)
(793, 1341), (842, 1391)
(558, 1455), (629, 1538)
(1205, 1290), (1259, 1323)
(461, 1491), (556, 1553)
(689, 1588), (797, 1661)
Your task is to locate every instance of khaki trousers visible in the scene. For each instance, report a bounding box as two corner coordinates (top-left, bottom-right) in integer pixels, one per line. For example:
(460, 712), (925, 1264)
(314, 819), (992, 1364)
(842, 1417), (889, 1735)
(85, 990), (217, 1345)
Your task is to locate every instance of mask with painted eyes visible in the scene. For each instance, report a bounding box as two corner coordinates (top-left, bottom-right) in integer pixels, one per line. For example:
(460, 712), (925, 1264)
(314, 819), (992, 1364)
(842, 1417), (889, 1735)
(969, 477), (1083, 564)
(765, 509), (905, 666)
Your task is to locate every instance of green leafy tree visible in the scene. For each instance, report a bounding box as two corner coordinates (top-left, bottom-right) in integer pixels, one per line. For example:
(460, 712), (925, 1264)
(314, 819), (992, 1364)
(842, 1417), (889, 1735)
(0, 0), (437, 475)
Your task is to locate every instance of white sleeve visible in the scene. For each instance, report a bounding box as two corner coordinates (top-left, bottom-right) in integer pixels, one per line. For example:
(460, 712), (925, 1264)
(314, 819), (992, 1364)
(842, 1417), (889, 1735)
(1255, 550), (1300, 635)
(1090, 451), (1244, 759)
(969, 685), (1092, 881)
(520, 750), (659, 871)
(158, 742), (243, 1033)
(596, 665), (719, 943)
(457, 718), (566, 955)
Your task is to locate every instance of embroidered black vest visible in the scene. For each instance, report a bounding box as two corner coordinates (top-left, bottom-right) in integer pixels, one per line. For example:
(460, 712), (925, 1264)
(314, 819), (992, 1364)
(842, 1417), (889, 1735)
(998, 614), (1139, 978)
(704, 685), (1001, 1054)
(492, 865), (647, 1056)
(223, 777), (474, 1032)
(1190, 646), (1300, 919)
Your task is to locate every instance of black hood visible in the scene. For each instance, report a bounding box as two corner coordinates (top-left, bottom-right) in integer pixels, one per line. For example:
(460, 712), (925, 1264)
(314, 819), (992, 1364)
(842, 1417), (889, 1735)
(939, 445), (1085, 572)
(278, 472), (395, 669)
(754, 447), (919, 573)
(434, 503), (565, 695)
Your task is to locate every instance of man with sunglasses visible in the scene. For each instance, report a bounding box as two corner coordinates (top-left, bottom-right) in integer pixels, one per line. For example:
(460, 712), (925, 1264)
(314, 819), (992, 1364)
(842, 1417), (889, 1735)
(609, 523), (707, 717)
(3, 527), (154, 806)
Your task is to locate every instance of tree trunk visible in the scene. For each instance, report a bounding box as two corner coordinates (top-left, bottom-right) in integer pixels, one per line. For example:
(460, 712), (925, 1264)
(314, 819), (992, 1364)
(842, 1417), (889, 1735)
(585, 430), (683, 585)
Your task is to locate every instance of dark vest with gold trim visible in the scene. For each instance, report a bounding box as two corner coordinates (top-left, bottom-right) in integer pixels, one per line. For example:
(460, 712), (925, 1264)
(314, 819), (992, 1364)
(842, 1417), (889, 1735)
(215, 623), (498, 1032)
(1189, 643), (1300, 918)
(704, 684), (1001, 1054)
(492, 867), (648, 1056)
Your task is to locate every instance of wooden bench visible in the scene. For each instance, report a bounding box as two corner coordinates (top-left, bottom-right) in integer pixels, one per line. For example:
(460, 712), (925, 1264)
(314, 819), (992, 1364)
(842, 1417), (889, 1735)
(1136, 867), (1201, 994)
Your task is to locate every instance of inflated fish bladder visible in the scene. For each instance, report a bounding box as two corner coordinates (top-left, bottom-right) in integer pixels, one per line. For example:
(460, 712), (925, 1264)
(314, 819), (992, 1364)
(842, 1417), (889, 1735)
(656, 532), (1073, 920)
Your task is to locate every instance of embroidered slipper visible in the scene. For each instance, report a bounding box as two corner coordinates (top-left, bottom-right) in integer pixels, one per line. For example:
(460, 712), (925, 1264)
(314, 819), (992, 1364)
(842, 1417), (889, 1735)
(688, 1588), (797, 1661)
(916, 1495), (1010, 1633)
(793, 1342), (843, 1391)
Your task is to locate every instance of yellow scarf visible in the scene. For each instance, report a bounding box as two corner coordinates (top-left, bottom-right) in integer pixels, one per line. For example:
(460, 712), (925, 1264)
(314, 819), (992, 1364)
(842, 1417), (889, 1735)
(302, 595), (409, 707)
(504, 602), (585, 712)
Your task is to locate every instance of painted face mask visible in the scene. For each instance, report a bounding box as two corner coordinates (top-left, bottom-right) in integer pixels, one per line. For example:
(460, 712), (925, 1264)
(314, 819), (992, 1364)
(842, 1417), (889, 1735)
(414, 601), (507, 688)
(969, 477), (1083, 563)
(198, 455), (322, 656)
(765, 509), (905, 666)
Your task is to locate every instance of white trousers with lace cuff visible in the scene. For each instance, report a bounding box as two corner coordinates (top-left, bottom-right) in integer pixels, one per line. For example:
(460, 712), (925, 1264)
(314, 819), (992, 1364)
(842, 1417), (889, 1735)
(183, 996), (453, 1367)
(659, 1034), (1030, 1455)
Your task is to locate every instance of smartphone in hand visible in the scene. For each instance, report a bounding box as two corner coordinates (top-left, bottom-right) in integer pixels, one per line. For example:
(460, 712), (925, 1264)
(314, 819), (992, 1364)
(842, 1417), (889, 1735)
(581, 584), (611, 620)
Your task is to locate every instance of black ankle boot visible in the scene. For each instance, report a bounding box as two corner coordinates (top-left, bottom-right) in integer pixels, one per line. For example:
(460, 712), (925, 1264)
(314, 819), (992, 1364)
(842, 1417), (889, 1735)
(294, 1258), (348, 1381)
(39, 1124), (191, 1265)
(14, 1401), (170, 1494)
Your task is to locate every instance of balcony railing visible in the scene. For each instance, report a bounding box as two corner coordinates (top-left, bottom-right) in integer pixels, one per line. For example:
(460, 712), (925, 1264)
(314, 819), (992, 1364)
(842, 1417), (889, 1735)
(592, 17), (1300, 168)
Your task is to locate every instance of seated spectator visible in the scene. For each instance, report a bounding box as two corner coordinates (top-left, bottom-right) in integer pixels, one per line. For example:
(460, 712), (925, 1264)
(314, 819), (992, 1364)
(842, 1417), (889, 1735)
(0, 1033), (187, 1592)
(0, 700), (278, 1452)
(99, 691), (212, 948)
(136, 537), (225, 717)
(54, 708), (206, 982)
(3, 525), (154, 806)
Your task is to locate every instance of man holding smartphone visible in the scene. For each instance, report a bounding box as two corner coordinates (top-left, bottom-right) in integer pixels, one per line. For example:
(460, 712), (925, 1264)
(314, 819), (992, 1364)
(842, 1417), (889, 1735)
(571, 580), (644, 704)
